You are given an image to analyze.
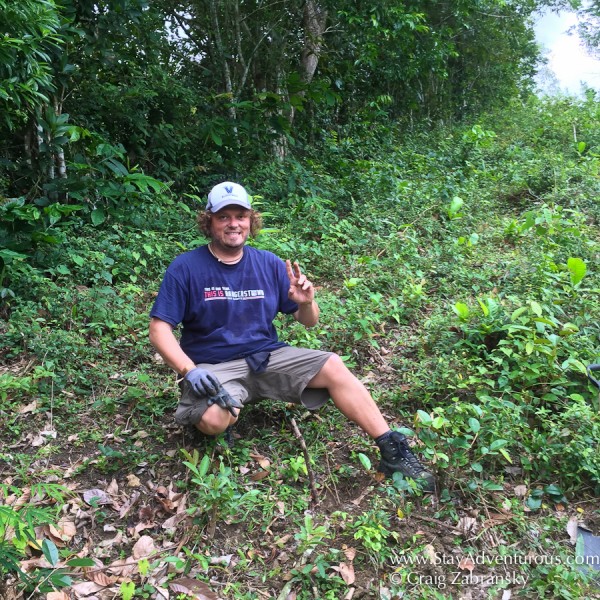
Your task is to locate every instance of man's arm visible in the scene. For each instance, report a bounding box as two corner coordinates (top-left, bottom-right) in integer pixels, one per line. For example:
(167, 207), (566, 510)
(294, 299), (320, 328)
(149, 317), (196, 376)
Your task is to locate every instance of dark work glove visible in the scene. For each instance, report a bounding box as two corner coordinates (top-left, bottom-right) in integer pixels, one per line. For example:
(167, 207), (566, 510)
(184, 367), (220, 397)
(207, 386), (244, 417)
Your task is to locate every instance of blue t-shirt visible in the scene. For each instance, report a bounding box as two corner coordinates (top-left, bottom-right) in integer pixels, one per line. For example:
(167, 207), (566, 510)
(150, 246), (299, 364)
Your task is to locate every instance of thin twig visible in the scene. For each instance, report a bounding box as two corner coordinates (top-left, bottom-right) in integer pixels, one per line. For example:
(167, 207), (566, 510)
(409, 513), (463, 534)
(289, 416), (319, 505)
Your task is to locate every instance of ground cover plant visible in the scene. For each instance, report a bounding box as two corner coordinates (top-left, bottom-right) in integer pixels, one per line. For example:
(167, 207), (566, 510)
(1, 95), (599, 599)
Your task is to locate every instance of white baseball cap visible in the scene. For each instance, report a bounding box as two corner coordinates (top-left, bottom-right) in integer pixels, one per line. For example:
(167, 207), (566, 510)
(206, 181), (251, 213)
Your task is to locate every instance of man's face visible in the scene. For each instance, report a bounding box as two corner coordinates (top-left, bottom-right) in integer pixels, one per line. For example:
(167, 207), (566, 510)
(209, 206), (251, 250)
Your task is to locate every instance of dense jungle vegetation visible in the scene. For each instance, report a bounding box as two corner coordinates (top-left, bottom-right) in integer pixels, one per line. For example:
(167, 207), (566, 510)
(1, 1), (599, 599)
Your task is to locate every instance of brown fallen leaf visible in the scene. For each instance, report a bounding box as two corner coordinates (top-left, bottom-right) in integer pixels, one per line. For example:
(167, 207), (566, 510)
(18, 400), (37, 414)
(126, 474), (141, 487)
(566, 515), (579, 545)
(482, 512), (512, 527)
(331, 561), (355, 585)
(119, 490), (141, 519)
(343, 546), (357, 562)
(169, 577), (219, 600)
(19, 557), (54, 572)
(107, 479), (119, 496)
(351, 486), (374, 506)
(107, 557), (137, 578)
(83, 489), (113, 506)
(47, 592), (70, 600)
(423, 544), (437, 564)
(249, 452), (271, 469)
(162, 512), (189, 530)
(139, 505), (154, 522)
(8, 489), (31, 508)
(513, 484), (528, 498)
(70, 581), (106, 597)
(131, 520), (156, 536)
(458, 556), (475, 572)
(49, 519), (77, 544)
(132, 535), (156, 559)
(457, 516), (478, 535)
(250, 470), (269, 481)
(98, 531), (124, 548)
(84, 563), (118, 587)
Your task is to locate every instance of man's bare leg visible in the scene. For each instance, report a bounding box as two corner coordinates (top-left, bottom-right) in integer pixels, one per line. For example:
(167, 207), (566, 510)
(307, 354), (390, 438)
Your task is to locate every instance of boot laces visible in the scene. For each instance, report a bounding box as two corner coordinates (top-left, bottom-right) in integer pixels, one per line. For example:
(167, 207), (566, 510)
(389, 433), (426, 477)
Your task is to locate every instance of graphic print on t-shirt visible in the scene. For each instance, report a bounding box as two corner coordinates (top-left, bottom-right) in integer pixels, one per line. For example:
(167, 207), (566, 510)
(204, 286), (266, 301)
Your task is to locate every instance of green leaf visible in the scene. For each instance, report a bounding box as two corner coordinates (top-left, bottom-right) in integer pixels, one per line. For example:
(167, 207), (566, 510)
(49, 572), (72, 587)
(210, 129), (223, 145)
(42, 539), (59, 566)
(344, 277), (361, 288)
(358, 453), (372, 471)
(561, 358), (587, 374)
(468, 418), (480, 433)
(0, 249), (27, 261)
(477, 298), (489, 317)
(453, 302), (470, 320)
(432, 416), (445, 429)
(67, 558), (96, 567)
(530, 301), (542, 316)
(567, 257), (586, 286)
(544, 484), (564, 499)
(198, 455), (211, 477)
(447, 196), (464, 218)
(471, 462), (483, 473)
(125, 173), (165, 193)
(91, 208), (106, 226)
(121, 581), (136, 600)
(490, 439), (508, 451)
(417, 410), (432, 425)
(526, 495), (542, 510)
(481, 481), (504, 491)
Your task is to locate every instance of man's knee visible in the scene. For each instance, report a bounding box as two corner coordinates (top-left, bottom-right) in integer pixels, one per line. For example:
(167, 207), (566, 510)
(321, 354), (354, 377)
(315, 354), (355, 385)
(195, 404), (238, 435)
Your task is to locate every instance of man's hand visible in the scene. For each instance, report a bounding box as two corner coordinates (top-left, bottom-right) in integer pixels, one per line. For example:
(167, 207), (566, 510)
(207, 386), (244, 417)
(286, 259), (314, 305)
(185, 367), (220, 396)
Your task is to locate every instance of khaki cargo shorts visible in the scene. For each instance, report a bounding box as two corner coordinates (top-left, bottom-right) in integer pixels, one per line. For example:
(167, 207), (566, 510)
(175, 346), (333, 426)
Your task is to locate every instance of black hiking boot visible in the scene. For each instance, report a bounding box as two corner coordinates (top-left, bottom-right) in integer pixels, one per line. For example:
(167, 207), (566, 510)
(223, 425), (235, 448)
(376, 430), (435, 493)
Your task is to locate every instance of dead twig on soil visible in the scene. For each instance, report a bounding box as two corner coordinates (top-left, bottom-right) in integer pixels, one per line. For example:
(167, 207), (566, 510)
(409, 514), (463, 535)
(289, 416), (319, 506)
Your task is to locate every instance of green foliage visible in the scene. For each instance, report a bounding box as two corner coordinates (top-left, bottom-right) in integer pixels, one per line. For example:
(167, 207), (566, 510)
(182, 449), (261, 534)
(0, 0), (64, 129)
(1, 91), (599, 598)
(0, 485), (87, 593)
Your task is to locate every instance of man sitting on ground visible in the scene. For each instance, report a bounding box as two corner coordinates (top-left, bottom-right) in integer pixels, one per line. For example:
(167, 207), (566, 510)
(149, 181), (435, 492)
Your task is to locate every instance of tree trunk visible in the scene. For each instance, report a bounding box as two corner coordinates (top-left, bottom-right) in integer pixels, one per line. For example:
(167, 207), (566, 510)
(301, 0), (327, 86)
(275, 0), (327, 159)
